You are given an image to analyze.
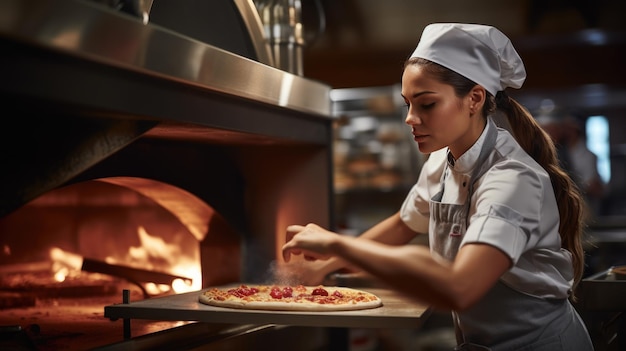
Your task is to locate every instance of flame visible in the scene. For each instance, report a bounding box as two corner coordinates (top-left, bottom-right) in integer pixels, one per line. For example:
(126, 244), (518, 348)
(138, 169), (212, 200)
(53, 266), (69, 282)
(49, 247), (84, 282)
(48, 226), (201, 294)
(110, 226), (201, 294)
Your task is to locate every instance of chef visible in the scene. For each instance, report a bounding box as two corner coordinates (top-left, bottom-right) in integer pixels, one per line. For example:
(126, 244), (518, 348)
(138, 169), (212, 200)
(282, 23), (594, 350)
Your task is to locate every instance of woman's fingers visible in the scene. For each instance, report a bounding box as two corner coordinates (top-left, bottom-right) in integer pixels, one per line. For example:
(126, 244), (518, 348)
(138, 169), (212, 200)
(283, 225), (305, 262)
(282, 223), (331, 262)
(282, 245), (300, 262)
(286, 224), (306, 242)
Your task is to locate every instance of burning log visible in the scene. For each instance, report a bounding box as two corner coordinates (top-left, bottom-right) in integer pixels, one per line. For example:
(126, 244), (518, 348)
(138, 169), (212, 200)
(81, 258), (193, 297)
(49, 247), (194, 297)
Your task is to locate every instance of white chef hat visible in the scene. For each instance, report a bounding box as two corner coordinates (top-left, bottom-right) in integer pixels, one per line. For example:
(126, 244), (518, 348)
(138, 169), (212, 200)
(410, 23), (526, 96)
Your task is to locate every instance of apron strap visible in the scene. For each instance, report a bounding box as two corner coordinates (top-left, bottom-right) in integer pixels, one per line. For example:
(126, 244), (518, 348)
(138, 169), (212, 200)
(451, 117), (499, 346)
(469, 117), (498, 184)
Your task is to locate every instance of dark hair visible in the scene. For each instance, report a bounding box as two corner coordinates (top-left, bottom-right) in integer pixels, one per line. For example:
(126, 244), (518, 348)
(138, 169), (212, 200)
(405, 57), (586, 299)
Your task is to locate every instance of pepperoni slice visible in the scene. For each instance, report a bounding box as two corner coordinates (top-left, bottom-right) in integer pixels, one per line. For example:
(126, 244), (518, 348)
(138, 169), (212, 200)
(270, 287), (283, 299)
(312, 287), (328, 296)
(282, 286), (293, 297)
(269, 286), (295, 299)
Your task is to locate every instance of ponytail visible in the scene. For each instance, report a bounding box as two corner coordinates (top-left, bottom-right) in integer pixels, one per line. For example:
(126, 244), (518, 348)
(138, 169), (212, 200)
(491, 91), (586, 299)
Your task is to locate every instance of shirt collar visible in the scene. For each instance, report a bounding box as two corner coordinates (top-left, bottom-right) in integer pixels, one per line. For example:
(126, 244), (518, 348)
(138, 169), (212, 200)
(447, 118), (493, 174)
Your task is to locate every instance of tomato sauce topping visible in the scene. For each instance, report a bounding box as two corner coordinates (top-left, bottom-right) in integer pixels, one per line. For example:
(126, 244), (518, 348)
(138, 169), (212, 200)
(228, 285), (259, 298)
(270, 286), (295, 299)
(332, 290), (344, 298)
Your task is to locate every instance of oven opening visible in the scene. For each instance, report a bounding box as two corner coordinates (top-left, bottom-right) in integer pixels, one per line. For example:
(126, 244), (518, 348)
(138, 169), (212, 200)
(0, 174), (247, 295)
(0, 176), (246, 349)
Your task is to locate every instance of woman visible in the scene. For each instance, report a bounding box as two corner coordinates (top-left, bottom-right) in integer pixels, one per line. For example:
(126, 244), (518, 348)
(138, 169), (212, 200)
(282, 23), (593, 350)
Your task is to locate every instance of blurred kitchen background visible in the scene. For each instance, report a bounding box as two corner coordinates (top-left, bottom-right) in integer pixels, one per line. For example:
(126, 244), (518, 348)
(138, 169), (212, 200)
(294, 0), (626, 274)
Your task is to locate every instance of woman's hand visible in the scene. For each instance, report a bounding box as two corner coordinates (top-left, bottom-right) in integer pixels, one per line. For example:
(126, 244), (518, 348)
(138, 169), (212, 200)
(282, 223), (339, 263)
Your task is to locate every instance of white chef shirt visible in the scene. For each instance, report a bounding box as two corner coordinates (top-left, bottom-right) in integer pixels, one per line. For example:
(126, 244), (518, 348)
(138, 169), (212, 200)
(400, 118), (574, 299)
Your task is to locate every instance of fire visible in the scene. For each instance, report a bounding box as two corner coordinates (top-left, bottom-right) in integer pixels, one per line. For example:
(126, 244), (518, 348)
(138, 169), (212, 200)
(48, 226), (201, 294)
(50, 247), (84, 282)
(53, 266), (69, 282)
(117, 226), (201, 293)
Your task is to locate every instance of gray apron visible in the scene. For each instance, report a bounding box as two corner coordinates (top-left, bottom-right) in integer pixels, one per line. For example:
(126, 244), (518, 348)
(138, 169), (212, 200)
(428, 118), (593, 351)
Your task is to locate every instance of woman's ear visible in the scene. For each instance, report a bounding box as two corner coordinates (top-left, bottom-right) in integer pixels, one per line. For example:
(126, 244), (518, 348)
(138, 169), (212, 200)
(469, 85), (486, 114)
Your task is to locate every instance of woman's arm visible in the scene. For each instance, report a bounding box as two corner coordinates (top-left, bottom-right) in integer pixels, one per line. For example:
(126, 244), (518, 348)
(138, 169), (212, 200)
(283, 226), (511, 311)
(278, 211), (420, 285)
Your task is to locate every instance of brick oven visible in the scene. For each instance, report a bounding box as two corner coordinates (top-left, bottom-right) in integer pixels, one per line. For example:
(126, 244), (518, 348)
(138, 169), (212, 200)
(0, 0), (336, 349)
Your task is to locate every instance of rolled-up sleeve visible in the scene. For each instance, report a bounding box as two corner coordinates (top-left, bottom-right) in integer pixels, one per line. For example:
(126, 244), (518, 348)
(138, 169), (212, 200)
(462, 160), (544, 264)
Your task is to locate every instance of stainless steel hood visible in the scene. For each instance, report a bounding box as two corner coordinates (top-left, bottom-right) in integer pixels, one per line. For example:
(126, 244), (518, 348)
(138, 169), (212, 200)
(0, 0), (331, 116)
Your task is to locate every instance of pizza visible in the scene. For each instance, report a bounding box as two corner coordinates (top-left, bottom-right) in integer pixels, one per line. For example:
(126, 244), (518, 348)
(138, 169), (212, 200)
(198, 284), (383, 311)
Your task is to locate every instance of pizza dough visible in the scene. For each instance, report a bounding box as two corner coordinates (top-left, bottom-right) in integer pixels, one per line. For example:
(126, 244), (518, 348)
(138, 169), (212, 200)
(199, 284), (383, 311)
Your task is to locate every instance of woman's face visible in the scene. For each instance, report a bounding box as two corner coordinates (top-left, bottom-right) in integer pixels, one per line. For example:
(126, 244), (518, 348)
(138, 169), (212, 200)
(401, 64), (482, 158)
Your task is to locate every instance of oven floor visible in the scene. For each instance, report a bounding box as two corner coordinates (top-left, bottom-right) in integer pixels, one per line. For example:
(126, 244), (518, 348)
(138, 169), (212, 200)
(0, 291), (188, 350)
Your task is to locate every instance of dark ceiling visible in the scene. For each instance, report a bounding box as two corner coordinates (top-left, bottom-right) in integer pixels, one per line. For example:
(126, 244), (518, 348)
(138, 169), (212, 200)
(300, 0), (626, 113)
